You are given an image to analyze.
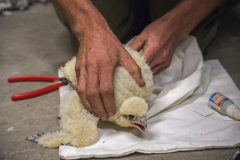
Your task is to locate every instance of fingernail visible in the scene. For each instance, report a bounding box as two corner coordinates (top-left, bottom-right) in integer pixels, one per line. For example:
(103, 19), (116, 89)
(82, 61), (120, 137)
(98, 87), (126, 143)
(101, 117), (107, 121)
(108, 112), (114, 116)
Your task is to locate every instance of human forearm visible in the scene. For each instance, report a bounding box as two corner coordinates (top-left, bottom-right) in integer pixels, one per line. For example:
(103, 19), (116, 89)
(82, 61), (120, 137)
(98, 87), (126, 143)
(172, 0), (225, 38)
(166, 0), (226, 38)
(52, 0), (111, 41)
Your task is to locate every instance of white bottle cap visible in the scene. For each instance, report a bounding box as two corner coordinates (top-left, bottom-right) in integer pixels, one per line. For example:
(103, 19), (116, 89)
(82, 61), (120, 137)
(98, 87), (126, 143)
(226, 104), (240, 120)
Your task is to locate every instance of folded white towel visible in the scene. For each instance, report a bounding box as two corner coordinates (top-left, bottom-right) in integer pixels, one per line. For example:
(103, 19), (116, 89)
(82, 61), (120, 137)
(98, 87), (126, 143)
(58, 36), (240, 159)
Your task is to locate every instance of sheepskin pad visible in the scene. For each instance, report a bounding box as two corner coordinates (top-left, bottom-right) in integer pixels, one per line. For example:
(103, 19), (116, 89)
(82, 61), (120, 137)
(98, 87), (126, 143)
(58, 36), (240, 159)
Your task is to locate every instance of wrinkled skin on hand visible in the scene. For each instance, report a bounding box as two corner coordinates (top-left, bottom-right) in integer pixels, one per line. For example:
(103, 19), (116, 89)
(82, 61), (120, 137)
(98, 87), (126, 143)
(75, 28), (145, 121)
(129, 16), (182, 75)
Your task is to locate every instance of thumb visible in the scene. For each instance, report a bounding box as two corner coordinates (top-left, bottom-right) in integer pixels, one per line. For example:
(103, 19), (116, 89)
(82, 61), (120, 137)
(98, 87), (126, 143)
(119, 50), (146, 87)
(129, 35), (145, 52)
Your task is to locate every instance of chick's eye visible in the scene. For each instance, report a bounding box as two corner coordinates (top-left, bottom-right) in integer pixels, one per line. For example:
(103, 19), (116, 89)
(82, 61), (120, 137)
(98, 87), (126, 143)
(124, 114), (136, 121)
(128, 115), (135, 120)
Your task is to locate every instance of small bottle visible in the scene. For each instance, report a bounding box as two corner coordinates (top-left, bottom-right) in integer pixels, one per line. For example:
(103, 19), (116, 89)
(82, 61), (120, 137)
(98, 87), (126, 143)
(209, 92), (240, 120)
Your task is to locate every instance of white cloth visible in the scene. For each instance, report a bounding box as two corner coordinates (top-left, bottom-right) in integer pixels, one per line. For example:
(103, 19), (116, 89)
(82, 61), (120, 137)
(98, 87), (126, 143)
(58, 36), (240, 159)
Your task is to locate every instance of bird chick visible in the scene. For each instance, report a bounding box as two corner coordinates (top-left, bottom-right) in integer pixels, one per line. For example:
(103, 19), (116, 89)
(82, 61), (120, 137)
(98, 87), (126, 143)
(36, 46), (153, 148)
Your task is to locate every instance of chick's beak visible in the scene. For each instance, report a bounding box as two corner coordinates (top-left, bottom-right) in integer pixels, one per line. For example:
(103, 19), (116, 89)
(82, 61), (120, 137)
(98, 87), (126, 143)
(132, 118), (147, 133)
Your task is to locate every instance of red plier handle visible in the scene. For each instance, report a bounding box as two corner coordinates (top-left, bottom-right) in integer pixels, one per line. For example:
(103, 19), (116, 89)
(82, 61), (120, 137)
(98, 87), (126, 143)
(8, 75), (60, 82)
(8, 75), (69, 101)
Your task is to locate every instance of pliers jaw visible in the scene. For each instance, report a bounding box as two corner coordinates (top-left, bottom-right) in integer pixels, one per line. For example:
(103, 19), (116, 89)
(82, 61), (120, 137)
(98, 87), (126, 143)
(59, 77), (69, 86)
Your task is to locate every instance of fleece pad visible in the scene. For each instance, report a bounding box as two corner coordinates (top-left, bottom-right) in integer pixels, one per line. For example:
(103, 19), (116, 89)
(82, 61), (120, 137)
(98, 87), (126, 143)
(58, 36), (240, 159)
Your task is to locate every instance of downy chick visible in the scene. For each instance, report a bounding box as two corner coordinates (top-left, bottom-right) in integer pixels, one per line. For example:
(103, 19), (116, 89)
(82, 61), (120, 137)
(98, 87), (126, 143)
(37, 46), (153, 148)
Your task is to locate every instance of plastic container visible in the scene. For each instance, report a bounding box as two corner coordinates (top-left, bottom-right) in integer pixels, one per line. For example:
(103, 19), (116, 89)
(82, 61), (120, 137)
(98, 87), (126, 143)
(209, 92), (240, 120)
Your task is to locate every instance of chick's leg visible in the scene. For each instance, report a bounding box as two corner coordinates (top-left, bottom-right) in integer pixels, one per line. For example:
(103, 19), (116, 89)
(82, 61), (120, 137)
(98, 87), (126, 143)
(37, 130), (72, 148)
(59, 91), (99, 147)
(70, 120), (98, 147)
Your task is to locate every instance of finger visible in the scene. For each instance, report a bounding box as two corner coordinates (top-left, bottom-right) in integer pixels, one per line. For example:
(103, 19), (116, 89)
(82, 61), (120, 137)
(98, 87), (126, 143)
(142, 41), (159, 65)
(75, 57), (95, 115)
(149, 56), (167, 69)
(77, 71), (94, 114)
(129, 35), (145, 51)
(99, 66), (116, 117)
(76, 48), (86, 85)
(86, 68), (108, 121)
(151, 61), (170, 75)
(148, 48), (173, 70)
(119, 49), (145, 87)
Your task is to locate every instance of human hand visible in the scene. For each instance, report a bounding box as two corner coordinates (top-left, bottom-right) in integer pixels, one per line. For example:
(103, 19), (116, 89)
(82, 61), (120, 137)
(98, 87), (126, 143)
(129, 15), (184, 75)
(51, 0), (146, 121)
(75, 27), (145, 121)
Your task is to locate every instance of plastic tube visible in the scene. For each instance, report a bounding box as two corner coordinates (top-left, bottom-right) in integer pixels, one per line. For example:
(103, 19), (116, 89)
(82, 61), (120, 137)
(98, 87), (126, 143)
(209, 92), (240, 120)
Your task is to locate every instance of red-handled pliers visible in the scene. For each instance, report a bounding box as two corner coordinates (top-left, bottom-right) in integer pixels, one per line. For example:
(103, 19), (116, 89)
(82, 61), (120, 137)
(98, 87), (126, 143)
(8, 75), (69, 101)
